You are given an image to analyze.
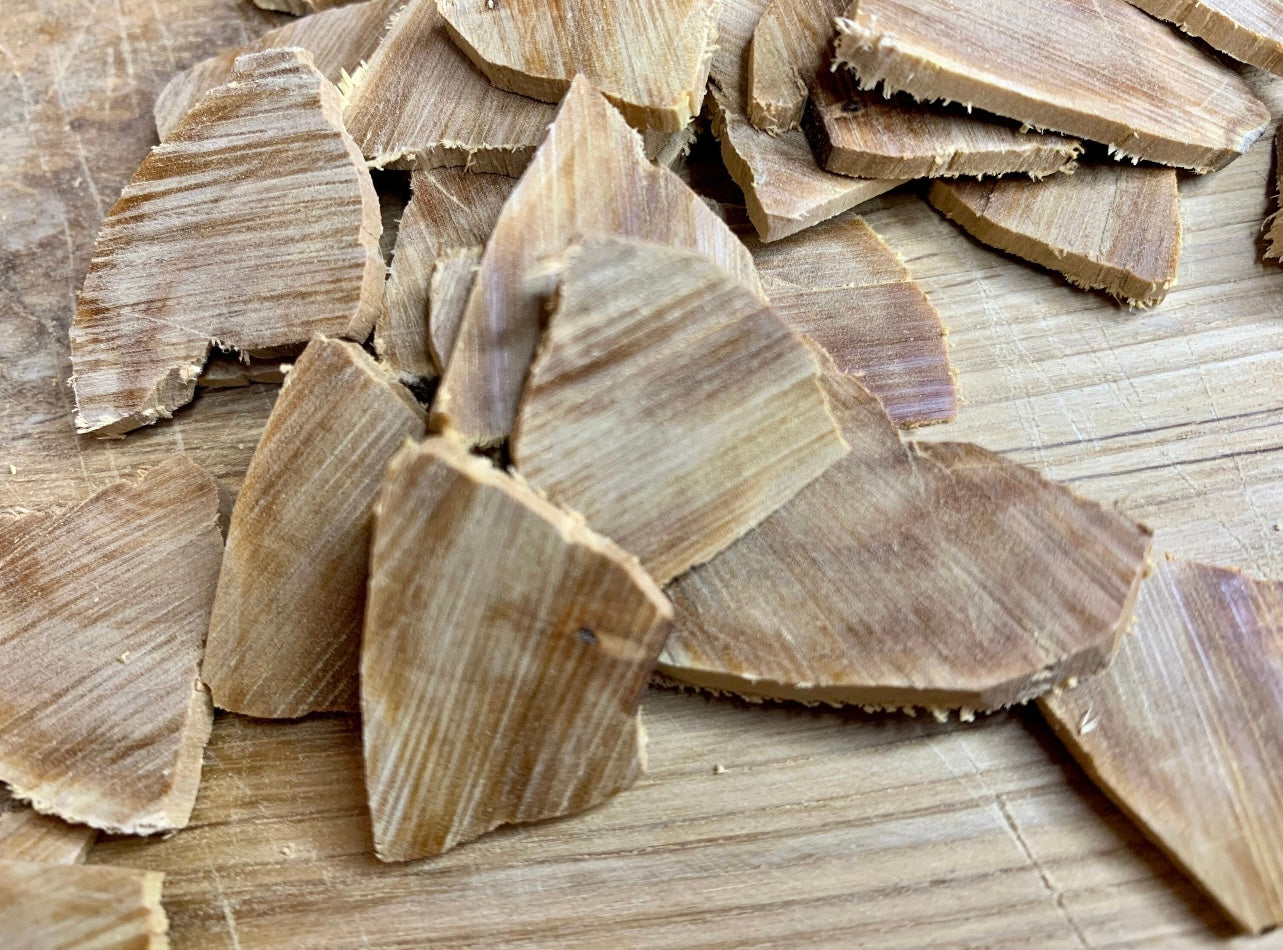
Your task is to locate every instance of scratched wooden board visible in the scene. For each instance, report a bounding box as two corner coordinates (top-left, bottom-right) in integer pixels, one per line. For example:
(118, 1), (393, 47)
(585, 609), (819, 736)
(3, 1), (1283, 946)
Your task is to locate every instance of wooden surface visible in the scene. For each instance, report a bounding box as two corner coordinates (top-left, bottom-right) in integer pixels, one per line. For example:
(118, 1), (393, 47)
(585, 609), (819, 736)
(3, 0), (1283, 946)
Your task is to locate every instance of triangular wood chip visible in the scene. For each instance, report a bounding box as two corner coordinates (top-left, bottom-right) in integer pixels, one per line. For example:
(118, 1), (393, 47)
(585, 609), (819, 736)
(434, 76), (762, 447)
(0, 800), (96, 865)
(71, 49), (383, 436)
(512, 238), (849, 585)
(834, 0), (1269, 173)
(437, 0), (720, 132)
(203, 337), (425, 719)
(659, 355), (1153, 711)
(928, 165), (1182, 306)
(427, 246), (482, 374)
(0, 458), (221, 834)
(0, 860), (168, 949)
(362, 437), (672, 860)
(1039, 560), (1283, 934)
(1125, 0), (1283, 74)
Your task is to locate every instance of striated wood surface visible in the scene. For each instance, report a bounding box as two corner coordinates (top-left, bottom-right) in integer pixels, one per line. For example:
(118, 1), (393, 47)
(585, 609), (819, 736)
(0, 859), (168, 949)
(748, 0), (843, 132)
(1126, 0), (1283, 74)
(0, 796), (97, 865)
(428, 246), (482, 374)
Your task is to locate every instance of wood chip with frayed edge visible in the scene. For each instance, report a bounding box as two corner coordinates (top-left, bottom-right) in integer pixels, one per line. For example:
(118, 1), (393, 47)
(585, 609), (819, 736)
(1125, 0), (1283, 75)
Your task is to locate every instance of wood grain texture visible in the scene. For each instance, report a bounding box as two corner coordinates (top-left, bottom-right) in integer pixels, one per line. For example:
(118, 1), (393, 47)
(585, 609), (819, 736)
(0, 458), (219, 835)
(0, 859), (168, 949)
(1040, 560), (1283, 934)
(433, 76), (762, 447)
(255, 0), (359, 12)
(834, 0), (1271, 172)
(362, 438), (672, 861)
(202, 338), (425, 720)
(928, 165), (1183, 306)
(1126, 0), (1283, 74)
(748, 0), (842, 132)
(428, 246), (482, 373)
(0, 796), (97, 865)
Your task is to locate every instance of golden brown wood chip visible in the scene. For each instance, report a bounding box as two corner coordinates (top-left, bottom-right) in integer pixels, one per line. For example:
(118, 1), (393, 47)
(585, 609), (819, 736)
(427, 246), (482, 374)
(928, 165), (1182, 306)
(834, 0), (1269, 173)
(1267, 129), (1283, 262)
(1126, 0), (1283, 74)
(748, 0), (843, 132)
(0, 458), (221, 834)
(362, 437), (672, 861)
(0, 797), (96, 865)
(512, 238), (849, 584)
(433, 76), (762, 447)
(1039, 560), (1283, 934)
(71, 49), (383, 436)
(659, 355), (1152, 711)
(203, 337), (425, 719)
(0, 860), (168, 949)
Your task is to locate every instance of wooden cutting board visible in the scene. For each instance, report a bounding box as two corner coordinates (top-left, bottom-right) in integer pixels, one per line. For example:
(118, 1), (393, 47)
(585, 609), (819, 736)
(4, 1), (1282, 945)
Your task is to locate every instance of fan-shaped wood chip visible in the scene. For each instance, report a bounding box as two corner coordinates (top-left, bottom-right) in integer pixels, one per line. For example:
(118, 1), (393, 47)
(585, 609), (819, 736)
(928, 165), (1182, 306)
(834, 0), (1269, 173)
(748, 0), (842, 132)
(1126, 0), (1283, 74)
(71, 49), (382, 436)
(428, 246), (482, 373)
(511, 238), (848, 584)
(1039, 560), (1283, 934)
(0, 458), (220, 834)
(434, 76), (762, 447)
(362, 437), (672, 861)
(0, 860), (167, 949)
(659, 355), (1152, 711)
(0, 800), (96, 865)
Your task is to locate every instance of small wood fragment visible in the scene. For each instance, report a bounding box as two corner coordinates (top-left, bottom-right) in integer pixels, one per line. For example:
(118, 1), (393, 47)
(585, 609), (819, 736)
(1125, 0), (1283, 74)
(748, 0), (844, 132)
(1039, 560), (1283, 934)
(428, 246), (482, 374)
(0, 458), (220, 834)
(196, 354), (290, 390)
(1266, 128), (1283, 261)
(0, 860), (168, 949)
(0, 798), (96, 865)
(928, 165), (1182, 306)
(362, 437), (672, 861)
(512, 238), (848, 584)
(255, 0), (359, 12)
(71, 49), (383, 436)
(203, 337), (425, 719)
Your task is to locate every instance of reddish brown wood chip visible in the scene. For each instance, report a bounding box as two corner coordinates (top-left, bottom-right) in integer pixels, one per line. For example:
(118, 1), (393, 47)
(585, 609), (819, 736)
(0, 860), (168, 949)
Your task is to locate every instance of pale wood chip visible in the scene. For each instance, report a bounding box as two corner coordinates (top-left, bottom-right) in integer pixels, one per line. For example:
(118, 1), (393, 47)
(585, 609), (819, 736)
(203, 337), (425, 719)
(0, 798), (96, 865)
(1126, 0), (1283, 74)
(362, 437), (672, 861)
(0, 860), (168, 949)
(834, 0), (1270, 173)
(928, 164), (1182, 306)
(428, 246), (482, 374)
(748, 0), (844, 132)
(71, 49), (383, 436)
(1039, 560), (1283, 934)
(0, 458), (220, 835)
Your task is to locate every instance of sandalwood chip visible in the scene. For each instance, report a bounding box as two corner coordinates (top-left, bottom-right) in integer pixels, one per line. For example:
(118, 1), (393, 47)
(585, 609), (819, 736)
(748, 0), (842, 133)
(1125, 0), (1283, 74)
(362, 438), (672, 861)
(427, 246), (482, 374)
(0, 800), (96, 865)
(0, 860), (168, 949)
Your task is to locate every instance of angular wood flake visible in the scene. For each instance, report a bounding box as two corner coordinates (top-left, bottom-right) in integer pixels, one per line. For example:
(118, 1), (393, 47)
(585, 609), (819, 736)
(203, 337), (425, 719)
(1040, 560), (1283, 934)
(748, 0), (841, 133)
(428, 246), (482, 374)
(0, 797), (96, 865)
(362, 437), (672, 860)
(0, 458), (221, 834)
(1126, 0), (1283, 74)
(71, 49), (383, 436)
(928, 165), (1182, 306)
(0, 860), (168, 949)
(834, 0), (1270, 173)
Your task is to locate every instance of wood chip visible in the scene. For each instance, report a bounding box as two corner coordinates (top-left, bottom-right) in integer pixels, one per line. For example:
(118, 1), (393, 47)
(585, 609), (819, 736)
(434, 76), (762, 447)
(834, 0), (1270, 173)
(203, 337), (425, 719)
(0, 799), (96, 865)
(512, 238), (848, 584)
(928, 165), (1182, 306)
(255, 0), (359, 12)
(0, 860), (168, 949)
(659, 354), (1153, 710)
(196, 354), (290, 390)
(0, 458), (220, 834)
(437, 0), (720, 132)
(362, 437), (672, 860)
(428, 246), (482, 374)
(1125, 0), (1283, 74)
(1039, 560), (1283, 934)
(1267, 129), (1283, 261)
(71, 49), (383, 436)
(748, 0), (843, 132)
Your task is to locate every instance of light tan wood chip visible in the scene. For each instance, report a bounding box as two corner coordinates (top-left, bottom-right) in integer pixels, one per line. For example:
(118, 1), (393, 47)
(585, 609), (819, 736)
(362, 437), (672, 861)
(659, 355), (1153, 711)
(203, 337), (425, 719)
(433, 76), (762, 447)
(748, 0), (843, 132)
(834, 0), (1270, 173)
(0, 860), (168, 949)
(1039, 560), (1283, 934)
(428, 246), (482, 374)
(0, 458), (220, 834)
(70, 49), (382, 436)
(928, 165), (1182, 306)
(1126, 0), (1283, 74)
(511, 238), (848, 585)
(0, 798), (96, 865)
(1267, 128), (1283, 261)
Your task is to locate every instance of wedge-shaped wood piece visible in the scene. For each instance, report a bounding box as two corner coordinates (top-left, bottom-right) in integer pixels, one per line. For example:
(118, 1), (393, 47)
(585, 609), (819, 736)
(512, 239), (848, 584)
(1267, 129), (1283, 262)
(203, 338), (425, 719)
(71, 49), (382, 436)
(1040, 560), (1283, 934)
(0, 800), (96, 865)
(0, 860), (168, 949)
(1126, 0), (1283, 74)
(363, 437), (672, 860)
(834, 0), (1269, 173)
(434, 76), (762, 447)
(438, 0), (720, 132)
(0, 458), (220, 834)
(928, 165), (1182, 306)
(748, 0), (842, 132)
(660, 356), (1152, 710)
(428, 246), (482, 373)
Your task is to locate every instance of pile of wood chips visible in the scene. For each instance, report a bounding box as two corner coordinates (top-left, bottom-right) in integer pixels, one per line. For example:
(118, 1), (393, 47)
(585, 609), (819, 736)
(3, 0), (1282, 944)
